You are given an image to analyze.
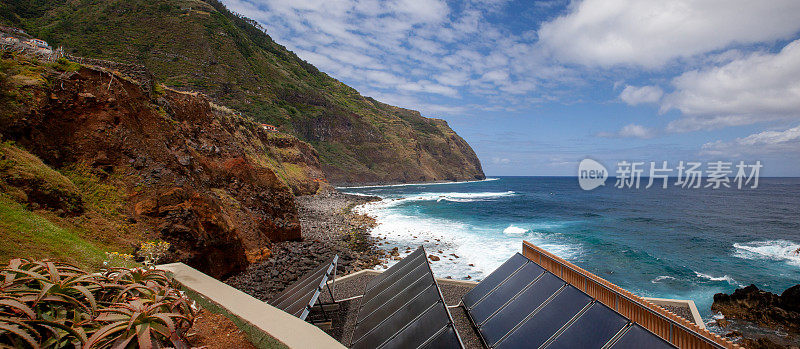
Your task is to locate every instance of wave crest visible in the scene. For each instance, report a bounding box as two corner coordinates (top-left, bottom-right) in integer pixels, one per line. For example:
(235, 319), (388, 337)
(503, 225), (528, 235)
(732, 240), (800, 267)
(694, 271), (741, 286)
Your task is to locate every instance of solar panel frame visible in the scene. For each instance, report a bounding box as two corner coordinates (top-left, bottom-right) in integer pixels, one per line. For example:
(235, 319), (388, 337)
(350, 246), (463, 349)
(363, 247), (426, 294)
(463, 253), (672, 349)
(543, 301), (630, 349)
(478, 272), (565, 347)
(462, 253), (528, 310)
(607, 323), (677, 349)
(357, 262), (431, 321)
(268, 254), (337, 321)
(494, 286), (593, 349)
(467, 262), (546, 326)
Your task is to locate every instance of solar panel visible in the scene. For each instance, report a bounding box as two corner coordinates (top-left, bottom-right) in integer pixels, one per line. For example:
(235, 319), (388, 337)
(468, 262), (545, 325)
(364, 247), (426, 294)
(463, 252), (675, 349)
(478, 272), (565, 347)
(608, 324), (676, 349)
(495, 286), (592, 349)
(350, 246), (463, 349)
(546, 302), (629, 349)
(462, 253), (528, 309)
(269, 254), (337, 320)
(357, 262), (431, 321)
(421, 326), (462, 349)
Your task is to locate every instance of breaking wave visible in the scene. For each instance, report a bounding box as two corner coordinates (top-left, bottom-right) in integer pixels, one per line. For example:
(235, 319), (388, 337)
(694, 272), (741, 286)
(732, 240), (800, 267)
(337, 177), (499, 189)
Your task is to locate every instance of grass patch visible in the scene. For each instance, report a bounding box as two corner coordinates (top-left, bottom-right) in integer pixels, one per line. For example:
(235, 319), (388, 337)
(61, 164), (124, 217)
(0, 195), (107, 268)
(48, 57), (81, 72)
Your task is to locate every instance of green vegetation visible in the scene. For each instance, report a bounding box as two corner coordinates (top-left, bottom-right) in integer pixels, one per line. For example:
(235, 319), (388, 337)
(48, 57), (81, 72)
(0, 195), (105, 268)
(0, 142), (84, 214)
(3, 0), (484, 183)
(61, 164), (125, 217)
(0, 260), (197, 348)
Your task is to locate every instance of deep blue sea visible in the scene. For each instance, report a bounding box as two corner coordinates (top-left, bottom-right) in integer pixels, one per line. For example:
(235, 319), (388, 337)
(339, 177), (800, 319)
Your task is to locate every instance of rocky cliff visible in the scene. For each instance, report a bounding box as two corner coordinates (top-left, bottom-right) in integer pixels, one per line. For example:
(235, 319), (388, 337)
(712, 284), (800, 348)
(1, 0), (485, 184)
(0, 55), (323, 277)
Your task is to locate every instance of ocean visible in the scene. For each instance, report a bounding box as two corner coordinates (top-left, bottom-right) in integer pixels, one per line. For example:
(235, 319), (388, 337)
(339, 176), (800, 319)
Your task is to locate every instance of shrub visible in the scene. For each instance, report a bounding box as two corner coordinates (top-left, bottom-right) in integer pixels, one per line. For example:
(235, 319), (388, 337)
(0, 259), (197, 348)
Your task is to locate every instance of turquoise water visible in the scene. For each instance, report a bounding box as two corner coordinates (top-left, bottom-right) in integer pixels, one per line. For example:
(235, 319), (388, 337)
(340, 177), (800, 319)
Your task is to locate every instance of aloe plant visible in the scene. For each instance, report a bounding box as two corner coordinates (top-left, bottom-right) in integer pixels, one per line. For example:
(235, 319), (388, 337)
(0, 259), (197, 348)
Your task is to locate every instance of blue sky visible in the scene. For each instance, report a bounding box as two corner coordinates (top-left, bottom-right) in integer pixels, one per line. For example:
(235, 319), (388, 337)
(222, 0), (800, 176)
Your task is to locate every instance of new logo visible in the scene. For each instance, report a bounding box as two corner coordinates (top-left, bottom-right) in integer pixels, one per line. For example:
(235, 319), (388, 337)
(578, 158), (608, 190)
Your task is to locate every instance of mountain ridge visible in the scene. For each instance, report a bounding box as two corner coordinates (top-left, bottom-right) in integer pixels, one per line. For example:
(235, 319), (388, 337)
(0, 0), (485, 184)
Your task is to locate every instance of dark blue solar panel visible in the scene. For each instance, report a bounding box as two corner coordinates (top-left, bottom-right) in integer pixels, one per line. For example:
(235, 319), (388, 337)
(358, 262), (431, 321)
(356, 268), (434, 326)
(269, 255), (337, 321)
(421, 326), (462, 349)
(351, 246), (463, 349)
(462, 253), (528, 309)
(352, 283), (439, 342)
(609, 324), (675, 349)
(495, 286), (591, 349)
(479, 272), (564, 347)
(547, 302), (629, 349)
(352, 285), (442, 348)
(469, 262), (545, 325)
(378, 302), (451, 349)
(364, 247), (425, 294)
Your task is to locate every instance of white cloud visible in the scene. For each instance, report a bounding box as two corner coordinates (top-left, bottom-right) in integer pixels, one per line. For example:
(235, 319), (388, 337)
(700, 125), (800, 156)
(538, 0), (800, 68)
(598, 124), (655, 139)
(619, 85), (663, 105)
(220, 0), (560, 107)
(663, 39), (800, 132)
(492, 157), (511, 164)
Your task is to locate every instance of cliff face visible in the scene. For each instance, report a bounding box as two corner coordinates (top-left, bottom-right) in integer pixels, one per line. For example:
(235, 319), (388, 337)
(0, 56), (321, 278)
(2, 0), (485, 184)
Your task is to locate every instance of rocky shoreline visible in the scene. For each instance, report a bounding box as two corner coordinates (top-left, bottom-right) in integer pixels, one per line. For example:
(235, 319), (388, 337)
(225, 189), (388, 301)
(711, 284), (800, 348)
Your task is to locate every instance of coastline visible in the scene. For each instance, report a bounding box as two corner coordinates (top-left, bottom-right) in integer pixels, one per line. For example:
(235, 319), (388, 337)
(225, 189), (389, 300)
(334, 177), (498, 189)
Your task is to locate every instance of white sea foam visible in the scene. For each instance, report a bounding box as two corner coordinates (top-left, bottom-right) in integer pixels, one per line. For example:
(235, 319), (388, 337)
(361, 191), (516, 209)
(503, 225), (528, 236)
(651, 275), (676, 283)
(732, 240), (800, 267)
(356, 199), (581, 281)
(693, 271), (741, 286)
(336, 177), (500, 189)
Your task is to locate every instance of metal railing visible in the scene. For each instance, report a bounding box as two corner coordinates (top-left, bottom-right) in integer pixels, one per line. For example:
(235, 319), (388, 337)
(522, 241), (740, 349)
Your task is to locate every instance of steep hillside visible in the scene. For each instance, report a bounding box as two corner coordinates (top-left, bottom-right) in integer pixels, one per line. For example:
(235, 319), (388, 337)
(0, 0), (485, 184)
(0, 54), (323, 277)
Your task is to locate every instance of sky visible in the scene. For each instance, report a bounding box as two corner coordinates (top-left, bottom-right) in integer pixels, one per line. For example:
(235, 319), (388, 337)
(221, 0), (800, 176)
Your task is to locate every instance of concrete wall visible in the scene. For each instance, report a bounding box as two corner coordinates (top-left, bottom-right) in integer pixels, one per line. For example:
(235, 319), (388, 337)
(158, 263), (345, 349)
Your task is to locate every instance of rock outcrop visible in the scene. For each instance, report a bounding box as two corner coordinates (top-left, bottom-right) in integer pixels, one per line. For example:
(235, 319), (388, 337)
(0, 56), (324, 278)
(713, 284), (800, 347)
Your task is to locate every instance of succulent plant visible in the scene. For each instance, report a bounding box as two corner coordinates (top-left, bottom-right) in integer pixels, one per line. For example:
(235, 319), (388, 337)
(0, 259), (196, 348)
